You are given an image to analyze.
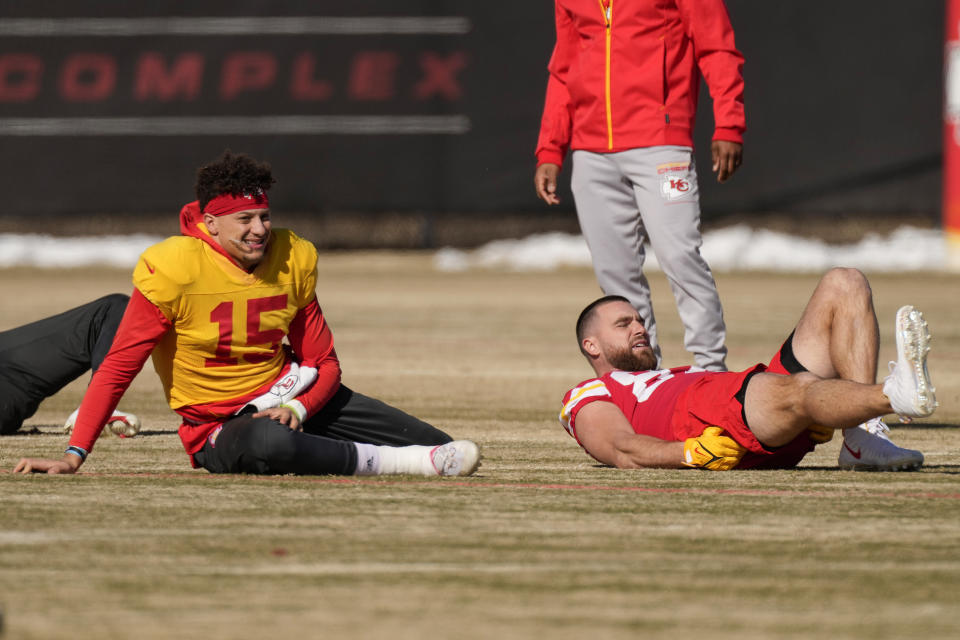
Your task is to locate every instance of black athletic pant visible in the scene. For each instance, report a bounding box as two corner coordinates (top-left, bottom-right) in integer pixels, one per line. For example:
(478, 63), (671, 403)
(192, 384), (452, 475)
(0, 294), (129, 434)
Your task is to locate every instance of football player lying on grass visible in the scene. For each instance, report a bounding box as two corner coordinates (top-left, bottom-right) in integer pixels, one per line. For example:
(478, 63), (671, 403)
(1, 294), (139, 438)
(15, 150), (479, 478)
(561, 268), (936, 471)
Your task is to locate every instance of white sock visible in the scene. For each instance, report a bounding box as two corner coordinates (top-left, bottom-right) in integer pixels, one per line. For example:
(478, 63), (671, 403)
(353, 443), (382, 476)
(372, 444), (437, 476)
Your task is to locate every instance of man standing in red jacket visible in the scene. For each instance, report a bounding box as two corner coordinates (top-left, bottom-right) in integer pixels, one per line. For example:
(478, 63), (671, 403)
(534, 0), (744, 373)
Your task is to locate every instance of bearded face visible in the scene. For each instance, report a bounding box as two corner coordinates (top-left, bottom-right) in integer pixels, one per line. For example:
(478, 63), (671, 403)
(580, 299), (658, 375)
(603, 342), (657, 372)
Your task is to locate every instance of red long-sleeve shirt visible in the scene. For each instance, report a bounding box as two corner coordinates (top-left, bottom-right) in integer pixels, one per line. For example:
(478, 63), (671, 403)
(536, 0), (745, 168)
(68, 290), (341, 461)
(68, 207), (342, 464)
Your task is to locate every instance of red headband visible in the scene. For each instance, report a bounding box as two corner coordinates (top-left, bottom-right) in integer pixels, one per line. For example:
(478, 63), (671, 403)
(202, 191), (270, 217)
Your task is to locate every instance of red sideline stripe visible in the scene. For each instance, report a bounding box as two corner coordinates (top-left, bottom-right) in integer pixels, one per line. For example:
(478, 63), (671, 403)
(5, 469), (960, 500)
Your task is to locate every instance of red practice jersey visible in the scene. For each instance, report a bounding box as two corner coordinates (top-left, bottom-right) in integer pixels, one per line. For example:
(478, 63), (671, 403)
(561, 366), (711, 446)
(560, 362), (817, 469)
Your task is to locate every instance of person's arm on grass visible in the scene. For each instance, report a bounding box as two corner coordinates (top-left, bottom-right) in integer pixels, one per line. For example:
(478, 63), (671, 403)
(575, 402), (746, 470)
(575, 402), (686, 468)
(13, 454), (83, 475)
(13, 290), (168, 474)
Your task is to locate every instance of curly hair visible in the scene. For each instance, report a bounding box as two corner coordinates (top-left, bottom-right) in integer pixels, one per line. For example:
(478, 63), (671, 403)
(194, 150), (276, 210)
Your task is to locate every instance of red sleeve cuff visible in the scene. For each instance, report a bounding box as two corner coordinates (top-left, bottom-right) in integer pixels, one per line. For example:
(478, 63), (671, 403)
(712, 127), (744, 144)
(536, 150), (565, 169)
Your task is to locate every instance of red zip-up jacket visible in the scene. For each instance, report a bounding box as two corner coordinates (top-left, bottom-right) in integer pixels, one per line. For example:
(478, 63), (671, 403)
(536, 0), (745, 168)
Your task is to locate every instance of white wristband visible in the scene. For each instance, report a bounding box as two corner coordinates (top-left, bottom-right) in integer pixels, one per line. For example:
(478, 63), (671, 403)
(279, 400), (307, 423)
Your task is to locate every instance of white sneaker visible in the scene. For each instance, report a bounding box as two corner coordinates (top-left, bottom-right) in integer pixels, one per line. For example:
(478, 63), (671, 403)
(882, 305), (937, 420)
(430, 440), (481, 476)
(64, 408), (141, 438)
(838, 418), (923, 471)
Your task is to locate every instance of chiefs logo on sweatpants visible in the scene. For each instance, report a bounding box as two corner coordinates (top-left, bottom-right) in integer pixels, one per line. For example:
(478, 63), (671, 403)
(658, 162), (694, 201)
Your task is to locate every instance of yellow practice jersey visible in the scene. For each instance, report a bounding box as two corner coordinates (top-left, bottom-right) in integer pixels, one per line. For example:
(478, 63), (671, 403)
(132, 229), (318, 410)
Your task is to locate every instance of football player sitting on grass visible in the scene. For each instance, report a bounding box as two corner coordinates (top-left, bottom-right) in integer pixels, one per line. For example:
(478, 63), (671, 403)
(561, 268), (935, 471)
(15, 150), (479, 478)
(1, 294), (139, 438)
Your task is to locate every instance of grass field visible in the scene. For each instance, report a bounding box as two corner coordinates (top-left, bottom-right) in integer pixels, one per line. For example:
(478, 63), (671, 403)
(1, 255), (959, 639)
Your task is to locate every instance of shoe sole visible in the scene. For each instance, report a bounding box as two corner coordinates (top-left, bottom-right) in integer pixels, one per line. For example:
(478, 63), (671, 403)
(458, 441), (482, 476)
(839, 459), (923, 472)
(895, 305), (937, 417)
(432, 441), (482, 477)
(455, 441), (482, 476)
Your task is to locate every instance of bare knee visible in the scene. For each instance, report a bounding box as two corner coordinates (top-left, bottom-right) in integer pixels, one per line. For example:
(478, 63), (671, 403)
(820, 268), (872, 308)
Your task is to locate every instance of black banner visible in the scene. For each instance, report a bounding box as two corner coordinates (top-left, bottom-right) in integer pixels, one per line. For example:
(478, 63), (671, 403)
(0, 1), (945, 221)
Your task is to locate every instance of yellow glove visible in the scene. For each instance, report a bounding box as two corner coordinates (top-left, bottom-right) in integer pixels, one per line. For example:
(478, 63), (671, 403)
(682, 426), (747, 471)
(805, 424), (834, 444)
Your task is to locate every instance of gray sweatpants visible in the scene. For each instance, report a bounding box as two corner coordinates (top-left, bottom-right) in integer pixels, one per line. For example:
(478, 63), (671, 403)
(571, 146), (727, 371)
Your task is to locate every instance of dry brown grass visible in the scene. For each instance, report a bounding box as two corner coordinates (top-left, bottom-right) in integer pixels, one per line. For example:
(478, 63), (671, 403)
(1, 256), (959, 639)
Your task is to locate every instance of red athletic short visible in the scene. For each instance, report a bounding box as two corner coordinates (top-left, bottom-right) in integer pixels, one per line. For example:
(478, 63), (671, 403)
(766, 330), (798, 376)
(748, 331), (817, 468)
(671, 331), (817, 469)
(670, 365), (770, 454)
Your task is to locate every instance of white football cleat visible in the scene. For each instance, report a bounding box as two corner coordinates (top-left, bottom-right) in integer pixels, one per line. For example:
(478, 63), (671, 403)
(839, 418), (923, 471)
(429, 440), (481, 477)
(64, 408), (141, 438)
(882, 305), (937, 420)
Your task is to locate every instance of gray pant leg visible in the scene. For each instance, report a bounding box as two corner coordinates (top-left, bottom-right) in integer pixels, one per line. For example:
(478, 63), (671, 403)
(571, 150), (661, 362)
(619, 146), (727, 371)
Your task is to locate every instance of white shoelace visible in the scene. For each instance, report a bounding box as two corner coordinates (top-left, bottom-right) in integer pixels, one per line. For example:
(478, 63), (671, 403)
(863, 416), (891, 437)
